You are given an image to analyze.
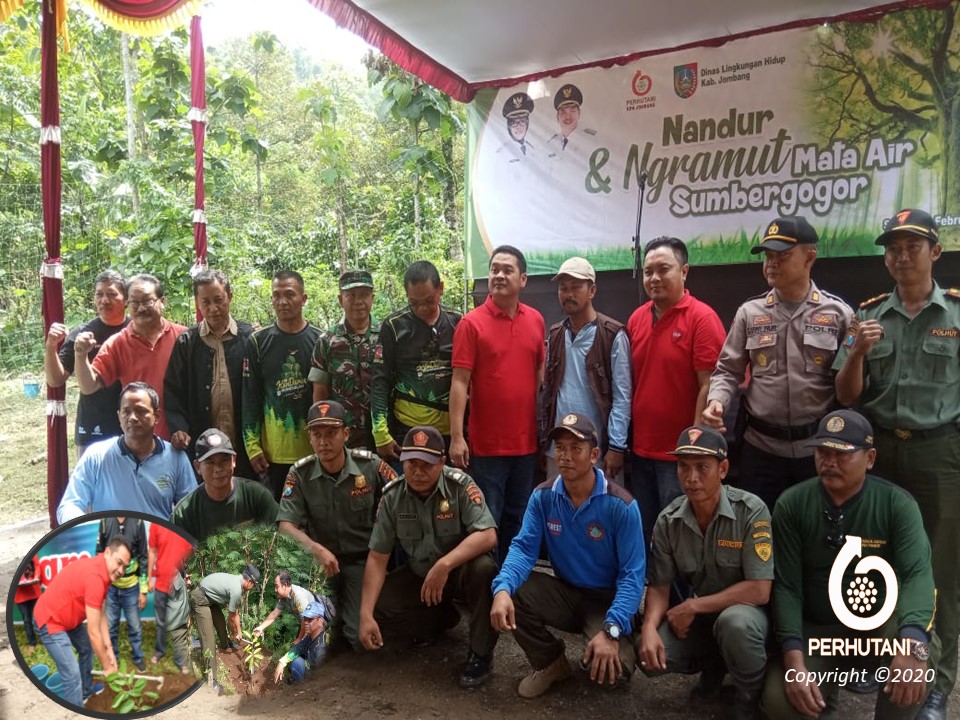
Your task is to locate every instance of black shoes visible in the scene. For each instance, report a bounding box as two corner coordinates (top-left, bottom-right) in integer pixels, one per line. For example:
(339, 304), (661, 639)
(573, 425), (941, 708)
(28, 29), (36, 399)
(459, 651), (492, 688)
(916, 690), (947, 720)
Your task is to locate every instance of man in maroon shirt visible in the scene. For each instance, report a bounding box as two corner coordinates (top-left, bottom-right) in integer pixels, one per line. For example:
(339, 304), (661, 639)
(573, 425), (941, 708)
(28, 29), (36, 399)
(626, 237), (725, 547)
(73, 273), (186, 441)
(33, 536), (131, 707)
(450, 245), (546, 561)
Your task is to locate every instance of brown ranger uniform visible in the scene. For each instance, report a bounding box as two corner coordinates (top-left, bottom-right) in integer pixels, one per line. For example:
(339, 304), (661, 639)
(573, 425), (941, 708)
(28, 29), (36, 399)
(708, 282), (852, 510)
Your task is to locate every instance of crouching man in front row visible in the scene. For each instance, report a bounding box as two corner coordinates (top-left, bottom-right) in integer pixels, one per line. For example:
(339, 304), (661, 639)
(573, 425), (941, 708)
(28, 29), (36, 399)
(638, 426), (772, 720)
(490, 414), (645, 697)
(358, 426), (499, 688)
(762, 410), (938, 720)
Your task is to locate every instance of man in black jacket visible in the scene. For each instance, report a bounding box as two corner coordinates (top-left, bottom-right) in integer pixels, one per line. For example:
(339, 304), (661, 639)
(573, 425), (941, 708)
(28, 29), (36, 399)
(165, 269), (255, 478)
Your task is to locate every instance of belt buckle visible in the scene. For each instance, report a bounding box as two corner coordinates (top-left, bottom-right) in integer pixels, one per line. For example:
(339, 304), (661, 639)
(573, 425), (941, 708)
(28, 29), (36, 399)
(893, 428), (912, 441)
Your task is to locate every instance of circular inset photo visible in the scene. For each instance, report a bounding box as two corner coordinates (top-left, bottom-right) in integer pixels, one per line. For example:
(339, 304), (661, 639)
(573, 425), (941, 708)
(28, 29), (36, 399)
(6, 512), (200, 717)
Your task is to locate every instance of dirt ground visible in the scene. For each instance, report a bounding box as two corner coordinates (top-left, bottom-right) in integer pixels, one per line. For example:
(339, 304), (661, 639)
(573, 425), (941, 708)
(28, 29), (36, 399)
(2, 517), (955, 720)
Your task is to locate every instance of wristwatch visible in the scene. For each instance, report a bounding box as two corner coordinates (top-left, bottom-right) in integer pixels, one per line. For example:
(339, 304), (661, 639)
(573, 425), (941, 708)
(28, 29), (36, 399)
(907, 639), (930, 662)
(603, 621), (621, 641)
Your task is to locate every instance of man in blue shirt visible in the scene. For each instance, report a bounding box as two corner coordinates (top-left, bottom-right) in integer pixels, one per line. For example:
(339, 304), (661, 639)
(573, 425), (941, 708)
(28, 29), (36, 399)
(273, 601), (331, 685)
(541, 257), (631, 482)
(490, 414), (645, 698)
(57, 382), (196, 523)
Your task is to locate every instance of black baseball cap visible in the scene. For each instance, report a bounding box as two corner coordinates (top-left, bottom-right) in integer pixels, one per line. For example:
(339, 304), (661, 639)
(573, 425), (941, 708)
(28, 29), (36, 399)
(399, 426), (445, 464)
(547, 413), (599, 446)
(875, 209), (939, 246)
(339, 270), (374, 290)
(751, 216), (819, 254)
(668, 426), (728, 460)
(307, 400), (347, 428)
(807, 410), (874, 452)
(195, 428), (236, 462)
(242, 564), (261, 583)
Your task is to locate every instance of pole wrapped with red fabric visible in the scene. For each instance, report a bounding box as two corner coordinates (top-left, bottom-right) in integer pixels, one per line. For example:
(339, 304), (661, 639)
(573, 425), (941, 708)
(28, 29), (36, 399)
(188, 14), (206, 321)
(41, 0), (68, 529)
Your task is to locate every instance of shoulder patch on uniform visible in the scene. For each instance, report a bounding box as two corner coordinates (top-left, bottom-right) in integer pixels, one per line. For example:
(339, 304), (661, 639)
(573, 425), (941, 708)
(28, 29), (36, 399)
(378, 460), (398, 482)
(350, 448), (374, 461)
(859, 292), (890, 309)
(281, 473), (298, 499)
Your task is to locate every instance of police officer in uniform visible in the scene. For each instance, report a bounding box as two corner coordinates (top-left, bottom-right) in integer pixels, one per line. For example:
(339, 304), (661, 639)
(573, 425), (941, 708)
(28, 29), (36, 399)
(309, 269), (378, 451)
(358, 426), (499, 687)
(638, 426), (772, 720)
(277, 400), (398, 651)
(703, 217), (853, 510)
(834, 209), (957, 720)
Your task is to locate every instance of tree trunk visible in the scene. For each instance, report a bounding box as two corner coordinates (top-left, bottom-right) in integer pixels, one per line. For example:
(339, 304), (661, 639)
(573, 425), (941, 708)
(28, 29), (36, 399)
(413, 121), (421, 248)
(442, 134), (462, 260)
(337, 179), (349, 269)
(120, 33), (140, 217)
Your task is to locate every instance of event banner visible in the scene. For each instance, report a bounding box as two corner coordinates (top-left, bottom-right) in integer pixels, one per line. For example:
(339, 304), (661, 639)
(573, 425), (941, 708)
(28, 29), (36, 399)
(465, 4), (960, 277)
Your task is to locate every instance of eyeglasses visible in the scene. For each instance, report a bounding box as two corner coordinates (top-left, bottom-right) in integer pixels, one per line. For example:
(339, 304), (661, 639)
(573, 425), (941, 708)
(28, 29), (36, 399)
(824, 507), (845, 549)
(128, 297), (160, 310)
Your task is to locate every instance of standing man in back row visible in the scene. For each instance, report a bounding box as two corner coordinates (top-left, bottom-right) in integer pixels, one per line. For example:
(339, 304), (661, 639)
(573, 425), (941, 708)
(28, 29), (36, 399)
(541, 256), (631, 483)
(44, 270), (129, 458)
(834, 209), (958, 720)
(310, 270), (378, 451)
(703, 217), (852, 511)
(73, 273), (186, 441)
(243, 270), (321, 501)
(628, 237), (725, 547)
(371, 261), (462, 465)
(450, 245), (545, 561)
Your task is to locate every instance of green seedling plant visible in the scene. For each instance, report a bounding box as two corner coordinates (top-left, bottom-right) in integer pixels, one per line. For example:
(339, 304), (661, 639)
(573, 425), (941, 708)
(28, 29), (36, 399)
(241, 630), (267, 677)
(106, 659), (160, 714)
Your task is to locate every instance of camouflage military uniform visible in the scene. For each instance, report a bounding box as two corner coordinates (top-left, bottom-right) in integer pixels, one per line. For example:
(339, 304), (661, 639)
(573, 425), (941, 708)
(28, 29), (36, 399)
(309, 319), (378, 450)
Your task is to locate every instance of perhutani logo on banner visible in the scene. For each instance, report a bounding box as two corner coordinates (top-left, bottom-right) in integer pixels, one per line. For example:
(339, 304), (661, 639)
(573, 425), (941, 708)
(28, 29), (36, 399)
(807, 535), (909, 657)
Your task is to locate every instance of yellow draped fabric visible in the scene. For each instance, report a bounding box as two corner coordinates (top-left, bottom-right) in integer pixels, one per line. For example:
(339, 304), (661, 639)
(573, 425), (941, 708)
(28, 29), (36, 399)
(0, 0), (201, 38)
(0, 0), (26, 25)
(77, 0), (202, 36)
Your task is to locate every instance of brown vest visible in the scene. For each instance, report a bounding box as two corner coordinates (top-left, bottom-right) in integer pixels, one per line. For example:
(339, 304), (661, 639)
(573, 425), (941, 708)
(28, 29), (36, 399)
(540, 312), (624, 450)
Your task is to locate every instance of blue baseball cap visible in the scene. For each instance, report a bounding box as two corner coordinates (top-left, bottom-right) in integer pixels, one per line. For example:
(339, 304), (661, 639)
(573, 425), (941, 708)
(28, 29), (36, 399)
(301, 601), (326, 620)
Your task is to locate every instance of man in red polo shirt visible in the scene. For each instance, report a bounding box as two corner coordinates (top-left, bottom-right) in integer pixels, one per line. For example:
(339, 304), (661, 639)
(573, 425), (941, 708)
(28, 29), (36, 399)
(450, 245), (545, 561)
(147, 523), (194, 667)
(73, 273), (187, 441)
(33, 536), (131, 707)
(627, 237), (725, 548)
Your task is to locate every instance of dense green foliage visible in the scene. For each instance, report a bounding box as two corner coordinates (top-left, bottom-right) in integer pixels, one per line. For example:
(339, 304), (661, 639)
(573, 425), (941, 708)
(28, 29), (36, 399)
(187, 522), (324, 656)
(0, 10), (466, 372)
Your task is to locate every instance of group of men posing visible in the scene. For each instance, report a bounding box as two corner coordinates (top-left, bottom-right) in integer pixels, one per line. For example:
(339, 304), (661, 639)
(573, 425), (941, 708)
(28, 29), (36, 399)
(39, 206), (958, 720)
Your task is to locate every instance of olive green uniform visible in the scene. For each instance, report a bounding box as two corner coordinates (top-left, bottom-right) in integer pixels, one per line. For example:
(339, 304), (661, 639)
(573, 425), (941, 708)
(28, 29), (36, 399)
(189, 572), (244, 677)
(833, 283), (960, 697)
(308, 319), (379, 450)
(277, 448), (397, 650)
(368, 466), (499, 656)
(763, 475), (938, 719)
(645, 486), (772, 698)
